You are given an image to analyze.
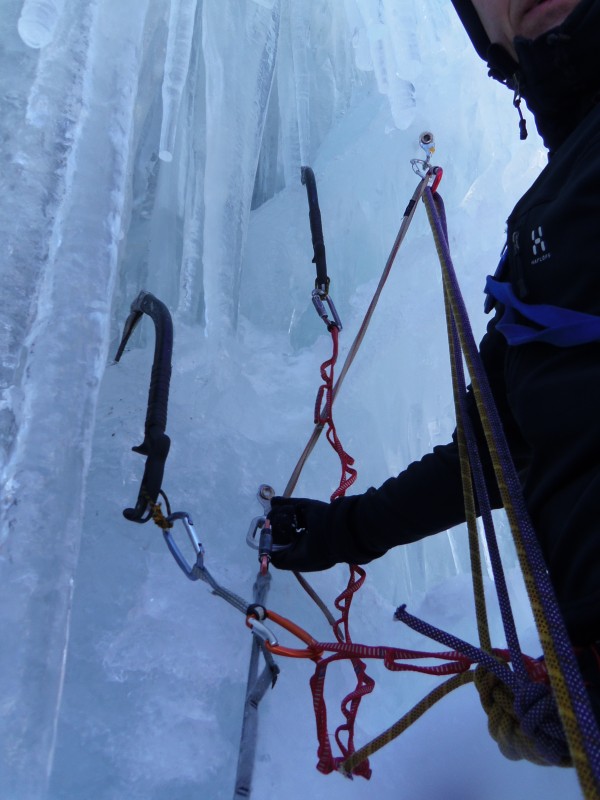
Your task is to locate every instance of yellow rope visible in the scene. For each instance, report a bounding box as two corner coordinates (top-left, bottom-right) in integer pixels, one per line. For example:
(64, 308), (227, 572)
(473, 669), (572, 768)
(339, 665), (572, 777)
(340, 672), (475, 775)
(423, 193), (598, 798)
(443, 281), (492, 653)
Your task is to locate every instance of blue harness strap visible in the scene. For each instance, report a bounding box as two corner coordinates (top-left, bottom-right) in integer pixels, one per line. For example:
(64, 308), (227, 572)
(485, 276), (600, 347)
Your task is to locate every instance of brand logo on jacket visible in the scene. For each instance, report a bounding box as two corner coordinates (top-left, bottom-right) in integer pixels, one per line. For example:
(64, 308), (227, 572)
(531, 225), (551, 265)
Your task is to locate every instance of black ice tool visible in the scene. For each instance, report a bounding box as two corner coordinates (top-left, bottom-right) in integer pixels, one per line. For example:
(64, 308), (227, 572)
(115, 290), (173, 522)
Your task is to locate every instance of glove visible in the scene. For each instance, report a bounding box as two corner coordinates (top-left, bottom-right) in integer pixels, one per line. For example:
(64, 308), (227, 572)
(268, 496), (335, 571)
(268, 495), (384, 572)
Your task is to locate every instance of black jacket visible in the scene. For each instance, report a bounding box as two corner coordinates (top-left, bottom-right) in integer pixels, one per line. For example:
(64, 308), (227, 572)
(315, 5), (600, 644)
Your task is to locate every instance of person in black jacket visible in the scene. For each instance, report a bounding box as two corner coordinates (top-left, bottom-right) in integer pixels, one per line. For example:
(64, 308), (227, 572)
(269, 0), (600, 649)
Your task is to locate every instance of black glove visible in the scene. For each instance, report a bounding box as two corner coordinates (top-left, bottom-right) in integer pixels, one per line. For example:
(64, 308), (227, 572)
(268, 496), (335, 571)
(268, 495), (383, 572)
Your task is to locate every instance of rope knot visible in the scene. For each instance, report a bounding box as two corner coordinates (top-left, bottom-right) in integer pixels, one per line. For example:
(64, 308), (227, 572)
(474, 668), (571, 767)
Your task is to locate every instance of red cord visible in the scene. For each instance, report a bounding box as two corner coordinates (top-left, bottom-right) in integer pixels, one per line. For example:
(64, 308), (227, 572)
(314, 325), (357, 502)
(312, 326), (370, 775)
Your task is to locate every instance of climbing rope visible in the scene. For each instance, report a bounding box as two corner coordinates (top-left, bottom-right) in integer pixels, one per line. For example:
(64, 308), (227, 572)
(421, 186), (600, 795)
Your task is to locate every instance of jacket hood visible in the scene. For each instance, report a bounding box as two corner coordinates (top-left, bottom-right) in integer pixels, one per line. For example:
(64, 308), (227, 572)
(450, 0), (600, 151)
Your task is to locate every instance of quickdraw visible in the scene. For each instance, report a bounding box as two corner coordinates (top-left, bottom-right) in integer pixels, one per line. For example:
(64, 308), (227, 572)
(300, 166), (356, 502)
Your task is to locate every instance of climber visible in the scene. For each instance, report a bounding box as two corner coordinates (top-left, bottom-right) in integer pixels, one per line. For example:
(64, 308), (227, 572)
(268, 0), (600, 706)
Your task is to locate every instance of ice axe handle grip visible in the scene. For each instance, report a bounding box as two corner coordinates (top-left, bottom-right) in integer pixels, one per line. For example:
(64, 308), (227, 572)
(301, 166), (329, 296)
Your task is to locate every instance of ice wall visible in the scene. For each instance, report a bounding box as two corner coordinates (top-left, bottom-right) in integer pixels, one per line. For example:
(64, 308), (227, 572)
(1, 1), (156, 796)
(0, 0), (571, 799)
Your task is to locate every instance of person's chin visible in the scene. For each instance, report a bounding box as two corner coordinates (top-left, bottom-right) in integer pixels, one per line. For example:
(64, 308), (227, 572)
(516, 0), (580, 41)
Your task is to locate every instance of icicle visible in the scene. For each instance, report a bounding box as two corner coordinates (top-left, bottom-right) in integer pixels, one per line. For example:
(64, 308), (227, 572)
(202, 0), (281, 335)
(159, 0), (199, 162)
(349, 0), (416, 128)
(344, 0), (373, 72)
(0, 3), (152, 796)
(17, 0), (66, 48)
(289, 0), (310, 166)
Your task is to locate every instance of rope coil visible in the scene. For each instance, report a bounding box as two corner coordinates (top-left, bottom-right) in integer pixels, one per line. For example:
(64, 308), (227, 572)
(474, 668), (572, 766)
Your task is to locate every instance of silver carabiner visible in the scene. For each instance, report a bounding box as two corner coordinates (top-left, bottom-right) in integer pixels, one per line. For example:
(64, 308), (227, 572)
(312, 289), (343, 331)
(164, 511), (205, 580)
(246, 484), (275, 548)
(246, 515), (267, 550)
(247, 617), (279, 647)
(411, 131), (436, 179)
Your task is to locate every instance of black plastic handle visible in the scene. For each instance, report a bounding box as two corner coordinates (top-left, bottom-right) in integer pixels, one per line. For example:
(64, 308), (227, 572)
(301, 166), (329, 297)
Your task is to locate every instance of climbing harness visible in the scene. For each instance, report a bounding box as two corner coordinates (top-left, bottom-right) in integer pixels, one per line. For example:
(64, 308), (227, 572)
(115, 131), (600, 799)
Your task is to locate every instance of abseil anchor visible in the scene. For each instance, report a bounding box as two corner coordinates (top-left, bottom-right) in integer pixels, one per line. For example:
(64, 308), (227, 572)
(114, 290), (173, 522)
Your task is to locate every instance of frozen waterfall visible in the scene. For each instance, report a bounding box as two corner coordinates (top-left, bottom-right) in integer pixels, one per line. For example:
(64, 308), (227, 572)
(0, 1), (577, 799)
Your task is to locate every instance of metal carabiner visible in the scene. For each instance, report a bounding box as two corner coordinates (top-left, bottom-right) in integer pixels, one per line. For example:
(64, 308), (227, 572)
(312, 289), (343, 331)
(246, 608), (324, 661)
(246, 484), (290, 574)
(162, 511), (205, 580)
(246, 483), (275, 549)
(247, 616), (279, 647)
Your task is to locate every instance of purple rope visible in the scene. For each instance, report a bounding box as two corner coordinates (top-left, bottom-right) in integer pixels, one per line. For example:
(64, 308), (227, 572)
(449, 313), (528, 680)
(394, 606), (569, 764)
(395, 604), (517, 689)
(423, 187), (600, 778)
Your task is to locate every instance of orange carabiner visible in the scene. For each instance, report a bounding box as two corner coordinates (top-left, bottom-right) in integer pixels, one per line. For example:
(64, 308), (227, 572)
(246, 608), (323, 661)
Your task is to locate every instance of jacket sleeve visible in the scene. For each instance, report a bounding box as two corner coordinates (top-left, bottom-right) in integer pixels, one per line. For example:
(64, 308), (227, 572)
(322, 311), (521, 563)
